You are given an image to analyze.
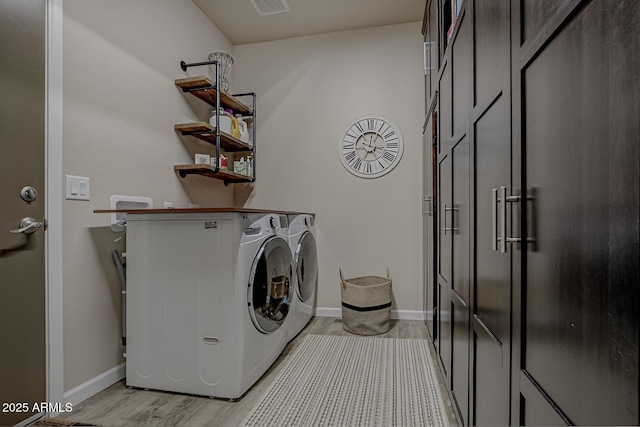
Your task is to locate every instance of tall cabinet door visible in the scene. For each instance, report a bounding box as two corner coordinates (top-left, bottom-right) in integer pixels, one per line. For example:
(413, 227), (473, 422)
(438, 152), (452, 381)
(470, 0), (512, 425)
(451, 8), (472, 425)
(437, 2), (454, 382)
(423, 0), (439, 342)
(437, 5), (472, 423)
(450, 134), (470, 424)
(423, 112), (436, 339)
(512, 1), (639, 425)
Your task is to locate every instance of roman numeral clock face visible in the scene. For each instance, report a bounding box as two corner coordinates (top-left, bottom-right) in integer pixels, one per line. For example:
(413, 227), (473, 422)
(339, 116), (404, 178)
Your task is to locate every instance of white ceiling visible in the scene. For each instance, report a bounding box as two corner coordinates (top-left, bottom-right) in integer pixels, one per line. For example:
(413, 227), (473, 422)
(192, 0), (425, 45)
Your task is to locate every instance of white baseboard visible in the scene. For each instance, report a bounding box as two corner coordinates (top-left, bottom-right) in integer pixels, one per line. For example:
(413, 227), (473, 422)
(392, 309), (431, 321)
(314, 307), (342, 318)
(315, 307), (432, 321)
(62, 363), (125, 410)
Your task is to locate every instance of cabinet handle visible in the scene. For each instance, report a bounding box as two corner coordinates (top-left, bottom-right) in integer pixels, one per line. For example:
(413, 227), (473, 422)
(423, 42), (435, 75)
(492, 189), (498, 251)
(499, 186), (507, 253)
(443, 203), (459, 234)
(424, 42), (429, 75)
(496, 186), (522, 253)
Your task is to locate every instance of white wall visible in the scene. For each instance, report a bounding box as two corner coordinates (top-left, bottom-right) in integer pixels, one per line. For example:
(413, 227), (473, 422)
(62, 0), (234, 392)
(61, 4), (424, 395)
(233, 22), (425, 314)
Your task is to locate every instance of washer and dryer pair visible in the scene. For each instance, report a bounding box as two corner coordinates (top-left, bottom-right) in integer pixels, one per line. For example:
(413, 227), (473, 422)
(125, 210), (316, 400)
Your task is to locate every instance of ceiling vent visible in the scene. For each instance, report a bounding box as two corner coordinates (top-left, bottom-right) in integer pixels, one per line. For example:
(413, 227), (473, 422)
(250, 0), (290, 16)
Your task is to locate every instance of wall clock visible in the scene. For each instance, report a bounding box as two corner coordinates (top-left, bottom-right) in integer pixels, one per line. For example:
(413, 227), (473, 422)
(339, 115), (404, 178)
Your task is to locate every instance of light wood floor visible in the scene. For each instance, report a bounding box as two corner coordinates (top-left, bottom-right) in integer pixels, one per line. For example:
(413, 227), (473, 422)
(50, 318), (459, 426)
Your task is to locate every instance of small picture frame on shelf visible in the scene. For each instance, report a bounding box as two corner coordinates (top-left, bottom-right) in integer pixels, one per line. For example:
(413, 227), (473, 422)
(195, 153), (211, 165)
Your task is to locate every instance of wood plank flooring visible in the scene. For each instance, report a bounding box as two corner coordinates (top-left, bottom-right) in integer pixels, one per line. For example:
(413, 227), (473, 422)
(49, 318), (459, 426)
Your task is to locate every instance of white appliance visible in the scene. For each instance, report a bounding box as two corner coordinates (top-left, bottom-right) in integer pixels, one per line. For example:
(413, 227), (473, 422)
(125, 211), (293, 399)
(286, 214), (318, 342)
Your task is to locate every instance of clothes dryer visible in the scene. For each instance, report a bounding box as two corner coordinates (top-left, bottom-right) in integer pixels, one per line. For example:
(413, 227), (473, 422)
(286, 214), (318, 342)
(125, 211), (293, 399)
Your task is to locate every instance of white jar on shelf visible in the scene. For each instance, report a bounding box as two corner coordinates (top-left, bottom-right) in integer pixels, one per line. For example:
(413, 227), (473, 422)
(209, 107), (232, 135)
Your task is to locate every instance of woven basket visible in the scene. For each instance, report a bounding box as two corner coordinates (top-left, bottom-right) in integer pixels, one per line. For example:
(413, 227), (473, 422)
(339, 268), (392, 335)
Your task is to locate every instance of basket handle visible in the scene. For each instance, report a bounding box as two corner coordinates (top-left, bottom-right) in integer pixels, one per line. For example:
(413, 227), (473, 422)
(338, 268), (347, 290)
(386, 267), (392, 283)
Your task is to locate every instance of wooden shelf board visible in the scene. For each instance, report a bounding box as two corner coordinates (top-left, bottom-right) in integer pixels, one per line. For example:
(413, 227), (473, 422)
(174, 164), (253, 183)
(175, 76), (252, 115)
(174, 122), (252, 152)
(94, 207), (315, 216)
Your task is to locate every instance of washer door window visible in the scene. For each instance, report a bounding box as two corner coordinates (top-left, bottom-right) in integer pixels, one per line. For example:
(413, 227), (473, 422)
(248, 236), (294, 333)
(295, 232), (318, 302)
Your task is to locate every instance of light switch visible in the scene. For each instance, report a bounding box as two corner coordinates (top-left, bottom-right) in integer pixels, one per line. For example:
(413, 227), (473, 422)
(66, 175), (90, 201)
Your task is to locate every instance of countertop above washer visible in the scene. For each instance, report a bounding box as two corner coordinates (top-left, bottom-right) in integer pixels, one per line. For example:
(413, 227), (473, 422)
(94, 207), (315, 216)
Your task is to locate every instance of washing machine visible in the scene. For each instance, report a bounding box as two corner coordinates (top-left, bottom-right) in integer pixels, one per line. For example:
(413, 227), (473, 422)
(125, 210), (293, 399)
(286, 214), (318, 342)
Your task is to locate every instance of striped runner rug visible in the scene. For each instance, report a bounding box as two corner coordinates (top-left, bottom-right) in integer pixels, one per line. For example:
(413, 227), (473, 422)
(243, 334), (450, 427)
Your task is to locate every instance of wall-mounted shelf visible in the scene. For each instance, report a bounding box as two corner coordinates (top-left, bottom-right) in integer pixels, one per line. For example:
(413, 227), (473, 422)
(174, 122), (252, 153)
(174, 164), (252, 184)
(175, 76), (252, 114)
(175, 67), (256, 185)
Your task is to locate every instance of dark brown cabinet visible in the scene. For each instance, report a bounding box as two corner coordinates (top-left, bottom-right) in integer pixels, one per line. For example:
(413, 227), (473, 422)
(438, 153), (453, 379)
(423, 111), (436, 340)
(423, 0), (639, 425)
(435, 3), (473, 424)
(423, 0), (440, 350)
(470, 0), (512, 425)
(513, 1), (639, 425)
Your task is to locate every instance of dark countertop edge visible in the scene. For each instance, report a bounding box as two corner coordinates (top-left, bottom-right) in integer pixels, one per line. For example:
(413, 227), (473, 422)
(93, 207), (315, 216)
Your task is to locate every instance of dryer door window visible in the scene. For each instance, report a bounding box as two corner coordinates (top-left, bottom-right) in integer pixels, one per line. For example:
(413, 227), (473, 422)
(295, 231), (318, 302)
(248, 236), (294, 334)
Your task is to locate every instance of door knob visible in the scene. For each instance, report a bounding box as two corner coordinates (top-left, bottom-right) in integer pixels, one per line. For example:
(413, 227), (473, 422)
(9, 217), (43, 235)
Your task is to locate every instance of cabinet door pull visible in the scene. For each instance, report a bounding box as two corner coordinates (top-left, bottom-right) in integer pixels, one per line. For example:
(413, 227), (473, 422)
(423, 41), (429, 75)
(492, 188), (499, 251)
(498, 186), (522, 253)
(424, 42), (433, 75)
(443, 203), (459, 234)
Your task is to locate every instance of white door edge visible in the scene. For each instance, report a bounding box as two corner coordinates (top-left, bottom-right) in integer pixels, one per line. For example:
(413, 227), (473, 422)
(46, 0), (65, 413)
